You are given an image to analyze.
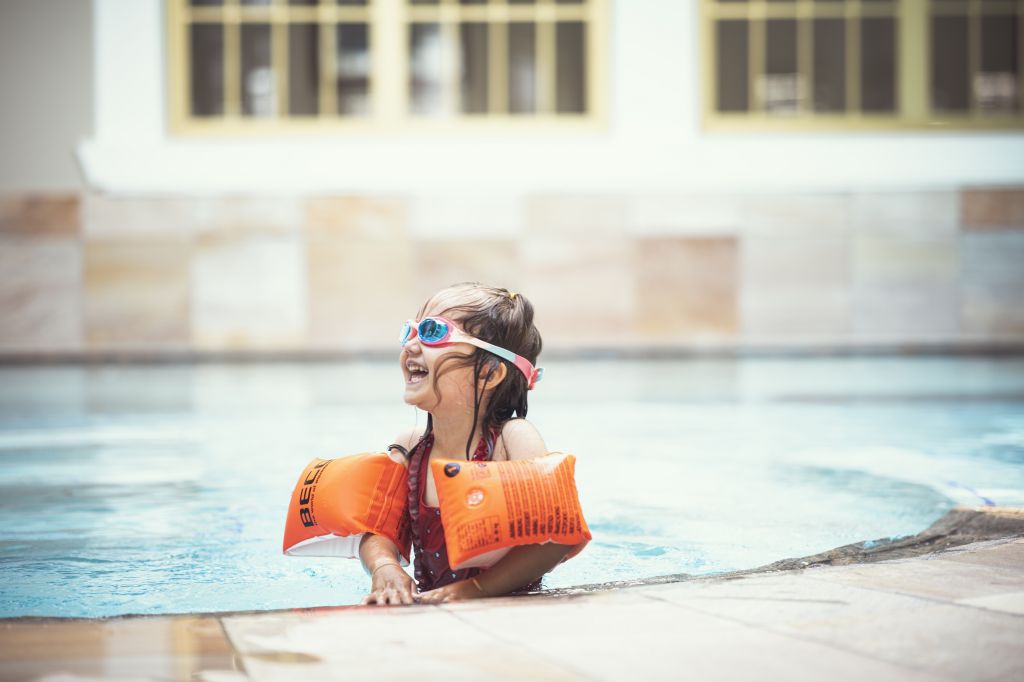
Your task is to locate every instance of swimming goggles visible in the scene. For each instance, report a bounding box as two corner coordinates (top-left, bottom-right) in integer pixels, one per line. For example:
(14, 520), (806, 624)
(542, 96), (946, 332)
(400, 316), (543, 390)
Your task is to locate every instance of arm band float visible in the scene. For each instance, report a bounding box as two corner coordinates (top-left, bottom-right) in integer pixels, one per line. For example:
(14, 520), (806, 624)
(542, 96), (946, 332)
(431, 452), (591, 570)
(282, 452), (411, 562)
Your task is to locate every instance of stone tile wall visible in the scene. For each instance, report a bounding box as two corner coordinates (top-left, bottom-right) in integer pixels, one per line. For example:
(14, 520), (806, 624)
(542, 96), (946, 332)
(0, 188), (1021, 357)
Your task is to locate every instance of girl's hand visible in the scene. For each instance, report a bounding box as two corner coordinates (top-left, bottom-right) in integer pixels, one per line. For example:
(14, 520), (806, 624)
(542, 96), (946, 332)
(361, 563), (417, 606)
(418, 577), (488, 604)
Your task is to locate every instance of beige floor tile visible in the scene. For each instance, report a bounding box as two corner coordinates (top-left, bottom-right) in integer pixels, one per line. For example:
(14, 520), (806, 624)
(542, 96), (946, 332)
(849, 191), (959, 236)
(306, 196), (407, 241)
(222, 606), (582, 682)
(191, 230), (306, 350)
(195, 197), (304, 236)
(82, 194), (198, 237)
(960, 232), (1024, 336)
(740, 194), (849, 236)
(635, 567), (1024, 682)
(307, 236), (415, 350)
(805, 556), (1024, 602)
(448, 589), (940, 682)
(526, 195), (626, 238)
(635, 237), (738, 339)
(931, 539), (1024, 572)
(520, 238), (635, 347)
(740, 235), (851, 340)
(957, 591), (1024, 616)
(853, 235), (959, 287)
(0, 194), (79, 237)
(409, 195), (524, 240)
(0, 616), (237, 682)
(411, 240), (523, 305)
(626, 194), (741, 236)
(0, 236), (81, 352)
(962, 187), (1024, 229)
(84, 237), (191, 349)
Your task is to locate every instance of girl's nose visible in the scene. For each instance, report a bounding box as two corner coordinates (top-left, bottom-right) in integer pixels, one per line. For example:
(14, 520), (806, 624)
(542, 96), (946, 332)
(403, 335), (422, 354)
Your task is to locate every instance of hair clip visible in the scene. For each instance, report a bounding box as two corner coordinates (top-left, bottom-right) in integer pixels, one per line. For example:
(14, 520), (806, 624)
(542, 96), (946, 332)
(508, 291), (518, 301)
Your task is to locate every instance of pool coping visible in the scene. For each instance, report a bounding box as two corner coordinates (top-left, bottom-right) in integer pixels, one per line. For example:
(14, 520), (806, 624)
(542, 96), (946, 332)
(2, 506), (1022, 681)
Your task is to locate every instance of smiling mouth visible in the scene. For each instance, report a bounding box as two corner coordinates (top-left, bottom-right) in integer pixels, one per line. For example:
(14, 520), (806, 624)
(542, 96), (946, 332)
(406, 363), (428, 385)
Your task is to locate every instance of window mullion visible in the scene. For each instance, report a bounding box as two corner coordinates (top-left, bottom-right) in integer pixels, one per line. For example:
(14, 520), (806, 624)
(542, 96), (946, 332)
(968, 0), (981, 115)
(224, 1), (241, 118)
(489, 20), (509, 115)
(846, 0), (861, 115)
(373, 0), (402, 123)
(749, 2), (765, 113)
(536, 15), (555, 114)
(798, 0), (812, 115)
(900, 0), (928, 122)
(272, 4), (289, 118)
(319, 6), (336, 118)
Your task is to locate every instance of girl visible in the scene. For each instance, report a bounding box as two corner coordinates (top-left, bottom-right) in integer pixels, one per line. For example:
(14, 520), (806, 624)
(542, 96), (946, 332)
(359, 282), (571, 605)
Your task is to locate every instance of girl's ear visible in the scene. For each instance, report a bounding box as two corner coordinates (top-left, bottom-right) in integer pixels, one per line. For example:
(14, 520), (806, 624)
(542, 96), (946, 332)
(480, 360), (508, 391)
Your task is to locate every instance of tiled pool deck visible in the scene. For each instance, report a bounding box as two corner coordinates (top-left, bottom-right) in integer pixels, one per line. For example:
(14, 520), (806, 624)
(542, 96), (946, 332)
(3, 508), (1022, 682)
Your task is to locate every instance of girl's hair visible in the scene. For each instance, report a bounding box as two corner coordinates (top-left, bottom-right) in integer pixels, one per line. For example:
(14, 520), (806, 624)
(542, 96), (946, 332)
(414, 282), (543, 459)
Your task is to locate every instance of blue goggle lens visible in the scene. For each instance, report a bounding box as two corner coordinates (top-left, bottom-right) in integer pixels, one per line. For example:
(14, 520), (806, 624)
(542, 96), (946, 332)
(418, 318), (448, 343)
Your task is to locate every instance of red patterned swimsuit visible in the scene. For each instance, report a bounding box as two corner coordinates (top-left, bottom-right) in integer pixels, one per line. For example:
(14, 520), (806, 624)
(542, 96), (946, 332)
(407, 432), (490, 591)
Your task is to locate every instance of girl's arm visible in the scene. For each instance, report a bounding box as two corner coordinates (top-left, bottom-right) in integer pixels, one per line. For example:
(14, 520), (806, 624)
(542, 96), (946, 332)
(420, 419), (570, 602)
(360, 435), (421, 606)
(359, 533), (416, 606)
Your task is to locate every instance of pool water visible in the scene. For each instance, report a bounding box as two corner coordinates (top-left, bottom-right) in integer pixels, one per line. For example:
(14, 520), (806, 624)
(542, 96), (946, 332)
(1, 357), (1022, 618)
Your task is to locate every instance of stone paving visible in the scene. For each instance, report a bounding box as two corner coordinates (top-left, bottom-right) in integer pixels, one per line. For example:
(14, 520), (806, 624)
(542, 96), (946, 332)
(2, 525), (1022, 681)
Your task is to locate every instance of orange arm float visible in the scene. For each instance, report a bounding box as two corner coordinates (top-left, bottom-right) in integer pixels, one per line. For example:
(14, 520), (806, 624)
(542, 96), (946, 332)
(283, 452), (411, 562)
(431, 452), (590, 570)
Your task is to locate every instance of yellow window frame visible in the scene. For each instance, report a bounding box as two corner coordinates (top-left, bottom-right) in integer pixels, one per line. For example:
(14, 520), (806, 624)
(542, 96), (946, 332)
(701, 0), (1024, 131)
(166, 0), (608, 135)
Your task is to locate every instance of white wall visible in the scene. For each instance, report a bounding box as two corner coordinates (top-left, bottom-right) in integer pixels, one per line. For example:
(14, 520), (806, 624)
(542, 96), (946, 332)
(0, 0), (94, 192)
(79, 0), (1024, 195)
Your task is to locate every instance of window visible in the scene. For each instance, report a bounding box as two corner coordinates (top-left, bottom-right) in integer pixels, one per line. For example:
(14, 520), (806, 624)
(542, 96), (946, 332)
(703, 0), (1024, 129)
(167, 0), (606, 132)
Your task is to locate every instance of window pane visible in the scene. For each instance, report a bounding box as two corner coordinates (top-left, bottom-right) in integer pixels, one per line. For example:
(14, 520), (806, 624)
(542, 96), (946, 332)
(289, 0), (318, 5)
(813, 18), (846, 112)
(337, 23), (369, 115)
(978, 13), (1019, 113)
(191, 0), (222, 6)
(931, 15), (969, 112)
(508, 22), (536, 114)
(860, 17), (896, 112)
(337, 0), (369, 4)
(460, 0), (487, 5)
(555, 21), (586, 113)
(242, 0), (271, 5)
(241, 23), (274, 117)
(716, 20), (749, 112)
(509, 0), (536, 4)
(763, 19), (799, 113)
(460, 23), (489, 113)
(410, 23), (446, 115)
(410, 0), (440, 5)
(289, 23), (319, 115)
(191, 23), (224, 117)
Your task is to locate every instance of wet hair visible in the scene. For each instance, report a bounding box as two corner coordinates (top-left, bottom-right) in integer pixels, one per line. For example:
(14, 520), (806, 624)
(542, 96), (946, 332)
(413, 282), (543, 459)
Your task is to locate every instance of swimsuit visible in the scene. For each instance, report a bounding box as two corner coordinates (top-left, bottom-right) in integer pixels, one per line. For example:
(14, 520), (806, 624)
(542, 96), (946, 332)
(407, 431), (490, 591)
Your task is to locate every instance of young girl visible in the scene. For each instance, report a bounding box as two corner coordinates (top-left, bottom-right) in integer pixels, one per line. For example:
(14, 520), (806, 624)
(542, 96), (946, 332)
(359, 282), (571, 605)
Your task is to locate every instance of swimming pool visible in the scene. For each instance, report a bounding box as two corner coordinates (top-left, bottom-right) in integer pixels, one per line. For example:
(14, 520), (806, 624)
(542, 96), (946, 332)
(1, 357), (1022, 618)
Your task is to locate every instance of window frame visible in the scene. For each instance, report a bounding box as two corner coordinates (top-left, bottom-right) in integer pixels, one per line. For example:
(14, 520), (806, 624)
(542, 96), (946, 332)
(166, 0), (608, 135)
(701, 0), (1024, 131)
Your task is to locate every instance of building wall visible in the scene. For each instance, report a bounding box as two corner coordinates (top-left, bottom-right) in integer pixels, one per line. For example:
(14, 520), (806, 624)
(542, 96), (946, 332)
(0, 1), (1022, 357)
(0, 0), (93, 192)
(1, 189), (1021, 357)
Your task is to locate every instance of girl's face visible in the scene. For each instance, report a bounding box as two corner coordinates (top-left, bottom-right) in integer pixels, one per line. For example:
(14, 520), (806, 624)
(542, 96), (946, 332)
(400, 301), (479, 414)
